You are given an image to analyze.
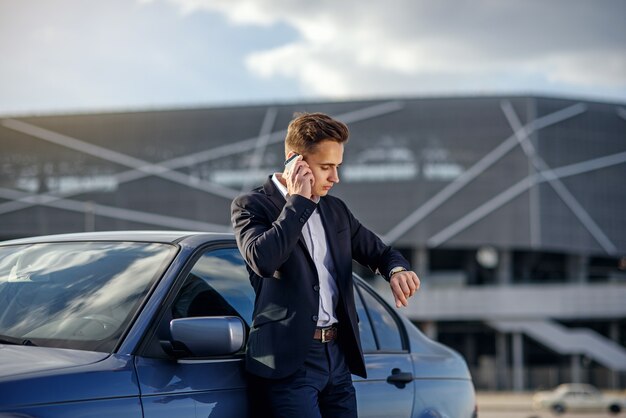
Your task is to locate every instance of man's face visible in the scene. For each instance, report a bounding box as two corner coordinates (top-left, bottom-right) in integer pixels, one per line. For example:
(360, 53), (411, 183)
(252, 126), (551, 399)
(303, 139), (343, 197)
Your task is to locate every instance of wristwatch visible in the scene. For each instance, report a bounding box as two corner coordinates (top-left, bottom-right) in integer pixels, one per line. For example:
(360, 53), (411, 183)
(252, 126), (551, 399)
(389, 266), (407, 278)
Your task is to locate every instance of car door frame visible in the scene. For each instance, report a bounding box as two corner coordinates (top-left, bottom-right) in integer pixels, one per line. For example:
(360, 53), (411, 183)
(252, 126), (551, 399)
(133, 241), (250, 418)
(352, 277), (415, 418)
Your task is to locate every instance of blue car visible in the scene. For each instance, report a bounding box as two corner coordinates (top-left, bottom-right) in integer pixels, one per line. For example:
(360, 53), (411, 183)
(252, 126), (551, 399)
(0, 231), (477, 417)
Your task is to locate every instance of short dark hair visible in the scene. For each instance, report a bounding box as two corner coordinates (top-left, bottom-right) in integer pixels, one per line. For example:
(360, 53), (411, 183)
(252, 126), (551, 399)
(285, 112), (349, 155)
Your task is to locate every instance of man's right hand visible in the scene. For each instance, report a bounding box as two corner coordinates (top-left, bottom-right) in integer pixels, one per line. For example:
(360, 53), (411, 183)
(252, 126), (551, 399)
(284, 155), (314, 199)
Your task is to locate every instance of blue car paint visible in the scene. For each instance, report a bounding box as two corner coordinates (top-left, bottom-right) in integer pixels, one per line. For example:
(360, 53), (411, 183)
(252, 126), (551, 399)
(352, 282), (475, 418)
(0, 345), (108, 378)
(353, 352), (416, 418)
(0, 348), (140, 415)
(136, 356), (247, 418)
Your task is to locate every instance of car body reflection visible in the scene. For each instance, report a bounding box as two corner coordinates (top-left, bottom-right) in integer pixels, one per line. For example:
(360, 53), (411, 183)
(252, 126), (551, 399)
(0, 231), (477, 418)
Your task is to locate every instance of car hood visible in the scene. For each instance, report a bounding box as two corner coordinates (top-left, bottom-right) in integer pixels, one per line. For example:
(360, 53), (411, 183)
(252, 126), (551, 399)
(0, 344), (109, 379)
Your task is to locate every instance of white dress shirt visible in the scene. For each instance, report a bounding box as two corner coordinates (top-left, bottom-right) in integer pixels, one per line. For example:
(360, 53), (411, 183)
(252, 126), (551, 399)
(272, 174), (339, 327)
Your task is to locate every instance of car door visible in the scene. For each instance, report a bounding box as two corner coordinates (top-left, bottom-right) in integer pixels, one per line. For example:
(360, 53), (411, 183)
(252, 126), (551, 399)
(563, 390), (583, 411)
(353, 281), (415, 418)
(135, 246), (255, 418)
(579, 388), (602, 412)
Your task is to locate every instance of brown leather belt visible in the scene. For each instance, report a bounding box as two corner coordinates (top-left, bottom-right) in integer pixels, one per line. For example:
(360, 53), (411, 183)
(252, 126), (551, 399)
(313, 325), (337, 343)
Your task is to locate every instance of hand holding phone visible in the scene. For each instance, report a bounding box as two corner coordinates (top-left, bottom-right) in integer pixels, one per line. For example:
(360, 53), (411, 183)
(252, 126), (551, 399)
(284, 153), (300, 173)
(283, 153), (314, 199)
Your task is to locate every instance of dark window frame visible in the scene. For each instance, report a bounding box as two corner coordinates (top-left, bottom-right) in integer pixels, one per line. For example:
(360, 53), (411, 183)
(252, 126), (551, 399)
(136, 241), (247, 359)
(354, 279), (409, 354)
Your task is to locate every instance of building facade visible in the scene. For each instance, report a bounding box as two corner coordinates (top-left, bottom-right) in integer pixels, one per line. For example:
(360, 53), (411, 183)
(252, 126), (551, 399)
(1, 95), (625, 389)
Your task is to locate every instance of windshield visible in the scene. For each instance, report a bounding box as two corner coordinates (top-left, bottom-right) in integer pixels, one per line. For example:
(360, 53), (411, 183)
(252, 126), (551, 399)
(0, 241), (176, 352)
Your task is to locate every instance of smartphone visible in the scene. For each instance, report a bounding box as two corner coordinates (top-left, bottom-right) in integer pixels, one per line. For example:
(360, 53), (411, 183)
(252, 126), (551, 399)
(284, 153), (300, 171)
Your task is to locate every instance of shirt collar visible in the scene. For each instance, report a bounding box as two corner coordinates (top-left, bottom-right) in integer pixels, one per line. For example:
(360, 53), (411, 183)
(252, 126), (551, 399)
(271, 173), (320, 204)
(271, 173), (288, 198)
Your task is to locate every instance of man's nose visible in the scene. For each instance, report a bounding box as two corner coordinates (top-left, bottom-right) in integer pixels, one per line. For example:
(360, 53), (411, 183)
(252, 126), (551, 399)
(330, 168), (339, 183)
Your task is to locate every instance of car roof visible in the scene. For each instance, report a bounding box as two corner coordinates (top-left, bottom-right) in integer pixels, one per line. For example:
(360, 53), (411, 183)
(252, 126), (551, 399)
(0, 230), (235, 246)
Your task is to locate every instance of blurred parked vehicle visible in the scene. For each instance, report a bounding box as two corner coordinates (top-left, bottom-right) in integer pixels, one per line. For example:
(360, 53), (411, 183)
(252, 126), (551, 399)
(0, 231), (477, 418)
(533, 383), (623, 415)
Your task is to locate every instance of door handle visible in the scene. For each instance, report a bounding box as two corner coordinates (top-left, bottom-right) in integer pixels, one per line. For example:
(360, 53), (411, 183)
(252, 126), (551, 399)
(386, 368), (413, 389)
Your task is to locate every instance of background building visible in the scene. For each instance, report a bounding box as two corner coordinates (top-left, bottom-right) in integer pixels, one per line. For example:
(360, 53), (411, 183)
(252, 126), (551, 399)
(1, 95), (625, 390)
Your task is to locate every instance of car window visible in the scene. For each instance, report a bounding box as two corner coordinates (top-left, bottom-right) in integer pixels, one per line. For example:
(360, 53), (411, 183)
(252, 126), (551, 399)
(172, 247), (254, 325)
(353, 285), (376, 353)
(356, 284), (404, 352)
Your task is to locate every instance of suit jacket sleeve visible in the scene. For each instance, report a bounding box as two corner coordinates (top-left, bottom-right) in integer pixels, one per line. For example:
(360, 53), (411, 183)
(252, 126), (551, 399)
(338, 198), (411, 280)
(231, 192), (318, 278)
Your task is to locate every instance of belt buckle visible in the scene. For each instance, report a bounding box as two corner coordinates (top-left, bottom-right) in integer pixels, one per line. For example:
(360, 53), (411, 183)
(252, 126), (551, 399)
(321, 327), (332, 343)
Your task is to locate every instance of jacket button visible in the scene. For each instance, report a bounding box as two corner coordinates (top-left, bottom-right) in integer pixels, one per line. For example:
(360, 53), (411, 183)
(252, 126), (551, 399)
(313, 285), (320, 292)
(311, 315), (318, 322)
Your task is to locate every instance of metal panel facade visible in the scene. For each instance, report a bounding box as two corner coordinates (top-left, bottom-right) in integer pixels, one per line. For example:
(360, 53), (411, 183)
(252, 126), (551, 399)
(1, 96), (624, 256)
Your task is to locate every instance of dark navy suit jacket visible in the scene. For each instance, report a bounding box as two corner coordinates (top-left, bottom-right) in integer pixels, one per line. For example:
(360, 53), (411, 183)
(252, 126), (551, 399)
(231, 176), (410, 379)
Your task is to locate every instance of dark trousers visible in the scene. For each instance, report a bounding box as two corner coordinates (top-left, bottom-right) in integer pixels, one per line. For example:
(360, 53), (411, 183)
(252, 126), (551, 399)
(247, 339), (357, 418)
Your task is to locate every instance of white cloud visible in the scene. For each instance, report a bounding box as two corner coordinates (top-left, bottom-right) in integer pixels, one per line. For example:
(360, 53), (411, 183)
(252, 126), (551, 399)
(157, 0), (626, 98)
(0, 0), (293, 114)
(247, 43), (352, 95)
(1, 0), (624, 114)
(539, 51), (626, 87)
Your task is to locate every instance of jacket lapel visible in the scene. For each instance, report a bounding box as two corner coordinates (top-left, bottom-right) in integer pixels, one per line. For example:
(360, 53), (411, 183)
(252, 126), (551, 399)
(263, 176), (286, 212)
(263, 176), (310, 252)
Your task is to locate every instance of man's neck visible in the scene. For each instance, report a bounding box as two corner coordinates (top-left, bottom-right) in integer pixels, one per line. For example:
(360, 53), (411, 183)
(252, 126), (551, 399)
(275, 172), (287, 188)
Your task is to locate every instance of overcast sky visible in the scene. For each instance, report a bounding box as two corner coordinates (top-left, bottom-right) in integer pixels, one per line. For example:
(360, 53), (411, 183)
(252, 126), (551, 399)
(1, 0), (625, 115)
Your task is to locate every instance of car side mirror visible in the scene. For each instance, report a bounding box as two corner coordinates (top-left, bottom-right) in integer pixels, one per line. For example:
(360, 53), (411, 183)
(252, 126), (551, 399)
(168, 316), (245, 358)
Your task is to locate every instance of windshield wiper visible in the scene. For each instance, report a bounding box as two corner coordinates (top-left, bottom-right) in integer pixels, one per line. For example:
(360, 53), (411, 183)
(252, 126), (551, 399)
(0, 336), (37, 346)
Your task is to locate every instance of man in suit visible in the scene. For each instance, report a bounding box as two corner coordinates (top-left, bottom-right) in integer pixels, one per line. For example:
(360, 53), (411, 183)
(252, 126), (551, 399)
(231, 112), (420, 418)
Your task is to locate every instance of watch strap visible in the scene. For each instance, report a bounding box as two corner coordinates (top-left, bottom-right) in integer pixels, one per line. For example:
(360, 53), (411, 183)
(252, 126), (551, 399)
(389, 266), (407, 278)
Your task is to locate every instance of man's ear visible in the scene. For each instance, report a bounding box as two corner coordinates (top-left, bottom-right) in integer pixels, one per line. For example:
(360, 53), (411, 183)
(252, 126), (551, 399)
(286, 150), (298, 160)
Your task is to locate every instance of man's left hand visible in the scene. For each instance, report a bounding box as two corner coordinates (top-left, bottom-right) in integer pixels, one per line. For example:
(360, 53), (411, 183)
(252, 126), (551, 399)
(390, 271), (420, 308)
